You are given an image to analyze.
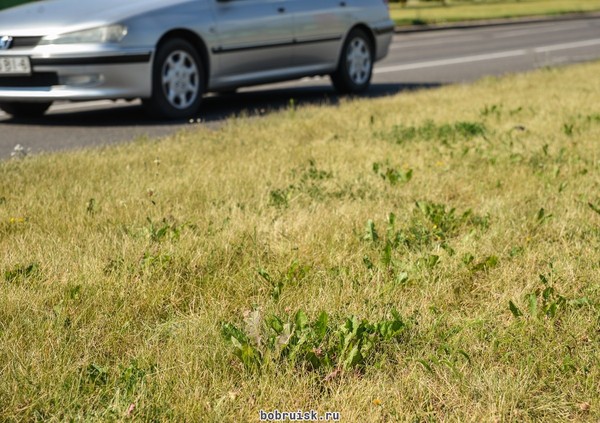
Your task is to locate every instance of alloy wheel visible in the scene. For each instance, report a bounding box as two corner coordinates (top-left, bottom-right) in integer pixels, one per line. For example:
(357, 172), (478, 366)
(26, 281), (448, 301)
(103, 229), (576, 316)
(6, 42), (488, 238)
(345, 37), (372, 86)
(161, 50), (200, 110)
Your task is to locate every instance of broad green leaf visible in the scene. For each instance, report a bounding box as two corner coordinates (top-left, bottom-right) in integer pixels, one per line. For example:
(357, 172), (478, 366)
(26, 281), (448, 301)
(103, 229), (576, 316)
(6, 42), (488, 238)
(382, 241), (392, 266)
(271, 281), (283, 301)
(294, 310), (309, 331)
(343, 345), (362, 370)
(240, 344), (261, 370)
(387, 212), (396, 227)
(527, 294), (538, 317)
(221, 323), (248, 344)
(258, 268), (271, 283)
(588, 202), (600, 216)
(508, 301), (523, 318)
(315, 311), (328, 340)
(546, 302), (558, 318)
(267, 315), (283, 334)
(275, 323), (293, 352)
(395, 271), (409, 285)
(364, 220), (379, 242)
(542, 286), (554, 301)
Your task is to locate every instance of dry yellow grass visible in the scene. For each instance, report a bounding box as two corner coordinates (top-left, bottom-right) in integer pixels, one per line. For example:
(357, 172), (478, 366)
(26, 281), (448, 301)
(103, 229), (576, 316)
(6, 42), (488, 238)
(391, 0), (600, 25)
(1, 62), (600, 421)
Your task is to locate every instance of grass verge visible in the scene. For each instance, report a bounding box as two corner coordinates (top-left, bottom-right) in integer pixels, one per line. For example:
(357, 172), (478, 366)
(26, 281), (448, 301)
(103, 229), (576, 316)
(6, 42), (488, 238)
(0, 0), (34, 11)
(1, 62), (600, 421)
(391, 0), (600, 26)
(3, 0), (600, 24)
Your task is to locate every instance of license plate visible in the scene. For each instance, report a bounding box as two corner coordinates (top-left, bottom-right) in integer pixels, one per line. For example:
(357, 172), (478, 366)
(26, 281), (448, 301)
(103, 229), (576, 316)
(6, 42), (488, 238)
(0, 56), (31, 75)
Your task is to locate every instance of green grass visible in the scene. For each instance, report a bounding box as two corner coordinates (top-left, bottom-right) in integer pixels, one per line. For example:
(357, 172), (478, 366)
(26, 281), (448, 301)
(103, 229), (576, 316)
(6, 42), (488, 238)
(2, 62), (600, 421)
(391, 0), (600, 26)
(0, 0), (35, 11)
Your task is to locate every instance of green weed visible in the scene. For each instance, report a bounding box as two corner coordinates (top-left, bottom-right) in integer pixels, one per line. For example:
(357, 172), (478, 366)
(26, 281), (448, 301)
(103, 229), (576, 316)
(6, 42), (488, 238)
(381, 120), (487, 145)
(589, 201), (600, 216)
(372, 162), (413, 185)
(222, 309), (406, 373)
(258, 260), (311, 301)
(269, 188), (291, 209)
(480, 104), (503, 119)
(563, 122), (575, 136)
(509, 273), (591, 319)
(142, 217), (186, 242)
(364, 203), (489, 269)
(269, 160), (335, 208)
(4, 262), (40, 283)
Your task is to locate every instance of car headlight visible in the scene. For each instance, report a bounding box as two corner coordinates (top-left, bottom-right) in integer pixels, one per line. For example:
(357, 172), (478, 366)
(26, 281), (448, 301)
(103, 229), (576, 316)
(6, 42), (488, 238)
(40, 25), (128, 45)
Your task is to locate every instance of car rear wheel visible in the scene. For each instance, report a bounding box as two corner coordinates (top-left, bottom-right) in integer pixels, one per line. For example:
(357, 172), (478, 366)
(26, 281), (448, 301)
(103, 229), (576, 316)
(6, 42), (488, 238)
(330, 29), (374, 94)
(0, 102), (52, 118)
(143, 38), (204, 119)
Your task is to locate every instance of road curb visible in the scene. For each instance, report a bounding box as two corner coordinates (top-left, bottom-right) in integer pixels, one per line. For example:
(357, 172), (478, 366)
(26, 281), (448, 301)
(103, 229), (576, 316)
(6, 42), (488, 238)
(394, 11), (600, 33)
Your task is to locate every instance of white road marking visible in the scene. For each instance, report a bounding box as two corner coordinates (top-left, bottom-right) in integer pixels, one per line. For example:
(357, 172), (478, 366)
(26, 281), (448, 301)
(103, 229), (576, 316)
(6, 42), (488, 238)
(375, 49), (528, 74)
(390, 35), (482, 50)
(533, 38), (600, 52)
(491, 23), (585, 39)
(376, 38), (600, 74)
(391, 22), (580, 49)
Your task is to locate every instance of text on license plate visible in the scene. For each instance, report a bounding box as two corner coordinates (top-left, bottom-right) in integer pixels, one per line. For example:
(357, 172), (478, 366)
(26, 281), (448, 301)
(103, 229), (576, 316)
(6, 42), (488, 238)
(0, 56), (31, 75)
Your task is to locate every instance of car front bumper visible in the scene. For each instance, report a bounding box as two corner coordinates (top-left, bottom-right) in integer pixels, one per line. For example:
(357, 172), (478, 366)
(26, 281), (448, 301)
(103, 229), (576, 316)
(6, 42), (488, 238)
(0, 47), (154, 102)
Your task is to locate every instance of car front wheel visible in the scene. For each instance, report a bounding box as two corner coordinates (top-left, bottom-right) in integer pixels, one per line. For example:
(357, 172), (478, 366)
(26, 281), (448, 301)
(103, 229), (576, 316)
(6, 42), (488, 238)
(331, 29), (374, 94)
(0, 102), (52, 118)
(143, 38), (204, 119)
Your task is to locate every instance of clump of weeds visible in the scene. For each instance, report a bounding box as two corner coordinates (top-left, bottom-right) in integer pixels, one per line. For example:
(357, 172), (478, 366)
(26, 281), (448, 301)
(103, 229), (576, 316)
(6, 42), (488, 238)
(269, 160), (335, 208)
(380, 120), (487, 145)
(221, 308), (406, 375)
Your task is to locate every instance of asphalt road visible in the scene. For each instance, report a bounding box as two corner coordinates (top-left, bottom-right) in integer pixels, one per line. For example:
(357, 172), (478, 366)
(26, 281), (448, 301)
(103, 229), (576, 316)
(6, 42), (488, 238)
(1, 16), (599, 159)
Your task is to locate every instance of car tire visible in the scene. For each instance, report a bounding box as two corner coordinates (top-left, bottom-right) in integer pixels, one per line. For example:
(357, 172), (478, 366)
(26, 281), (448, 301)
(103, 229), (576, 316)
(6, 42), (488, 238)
(0, 102), (52, 118)
(143, 38), (205, 119)
(330, 28), (374, 94)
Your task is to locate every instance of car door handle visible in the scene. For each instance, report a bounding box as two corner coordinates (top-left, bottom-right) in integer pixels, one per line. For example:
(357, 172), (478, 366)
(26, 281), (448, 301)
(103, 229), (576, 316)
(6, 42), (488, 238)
(277, 7), (285, 13)
(340, 1), (347, 6)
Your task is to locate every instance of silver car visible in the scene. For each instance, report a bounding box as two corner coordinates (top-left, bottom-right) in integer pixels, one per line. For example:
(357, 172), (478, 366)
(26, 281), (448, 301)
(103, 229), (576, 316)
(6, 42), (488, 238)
(0, 0), (393, 119)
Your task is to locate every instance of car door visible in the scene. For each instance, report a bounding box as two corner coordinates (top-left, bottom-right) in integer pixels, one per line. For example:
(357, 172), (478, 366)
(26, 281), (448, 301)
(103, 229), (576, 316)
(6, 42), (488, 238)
(210, 0), (294, 87)
(287, 0), (350, 72)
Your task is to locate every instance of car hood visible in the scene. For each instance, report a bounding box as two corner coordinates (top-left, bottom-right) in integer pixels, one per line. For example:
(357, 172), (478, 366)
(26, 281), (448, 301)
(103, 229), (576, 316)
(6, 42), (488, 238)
(0, 0), (192, 36)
